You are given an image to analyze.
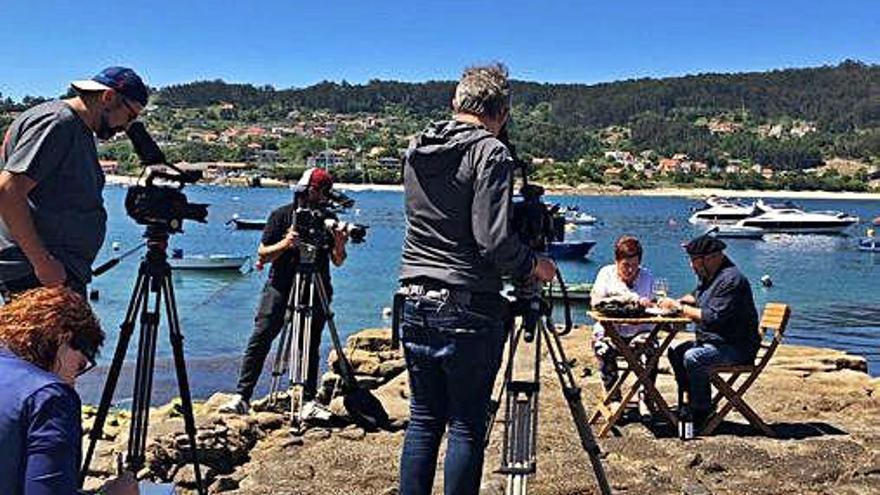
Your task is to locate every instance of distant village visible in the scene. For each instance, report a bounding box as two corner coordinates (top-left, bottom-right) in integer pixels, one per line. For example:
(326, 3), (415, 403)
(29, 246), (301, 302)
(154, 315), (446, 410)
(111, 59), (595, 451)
(1, 98), (868, 191)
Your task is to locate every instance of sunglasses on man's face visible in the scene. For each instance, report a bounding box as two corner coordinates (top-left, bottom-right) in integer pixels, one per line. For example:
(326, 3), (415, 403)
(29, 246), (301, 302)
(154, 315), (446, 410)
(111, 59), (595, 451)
(119, 96), (140, 122)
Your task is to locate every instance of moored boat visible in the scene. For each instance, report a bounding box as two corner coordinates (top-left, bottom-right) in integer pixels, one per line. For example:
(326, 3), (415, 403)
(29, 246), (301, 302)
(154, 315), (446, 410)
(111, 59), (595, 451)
(706, 225), (764, 239)
(169, 254), (250, 271)
(858, 238), (880, 252)
(564, 211), (598, 225)
(688, 197), (756, 225)
(548, 240), (596, 260)
(735, 200), (858, 234)
(548, 282), (592, 303)
(228, 217), (267, 230)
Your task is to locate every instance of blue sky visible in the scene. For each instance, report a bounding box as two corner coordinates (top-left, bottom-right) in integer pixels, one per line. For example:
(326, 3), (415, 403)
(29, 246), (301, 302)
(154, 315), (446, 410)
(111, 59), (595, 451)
(1, 0), (877, 100)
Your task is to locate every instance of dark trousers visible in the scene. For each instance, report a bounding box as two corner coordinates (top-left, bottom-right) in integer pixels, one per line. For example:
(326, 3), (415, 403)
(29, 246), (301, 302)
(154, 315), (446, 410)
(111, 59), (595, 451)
(667, 340), (754, 412)
(398, 296), (506, 495)
(0, 272), (86, 303)
(235, 282), (327, 403)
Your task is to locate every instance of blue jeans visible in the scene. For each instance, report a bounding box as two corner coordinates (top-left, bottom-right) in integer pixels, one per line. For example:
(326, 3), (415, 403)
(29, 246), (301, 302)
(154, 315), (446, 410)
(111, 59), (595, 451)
(668, 340), (755, 412)
(398, 296), (507, 495)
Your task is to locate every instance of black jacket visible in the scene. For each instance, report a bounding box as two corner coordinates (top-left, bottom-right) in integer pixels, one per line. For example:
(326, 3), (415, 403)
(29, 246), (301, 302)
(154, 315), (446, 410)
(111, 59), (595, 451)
(694, 258), (760, 356)
(399, 120), (535, 293)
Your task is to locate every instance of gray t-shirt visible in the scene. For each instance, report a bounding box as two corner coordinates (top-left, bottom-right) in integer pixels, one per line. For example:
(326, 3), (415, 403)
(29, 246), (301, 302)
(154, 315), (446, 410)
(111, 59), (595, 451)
(0, 100), (107, 286)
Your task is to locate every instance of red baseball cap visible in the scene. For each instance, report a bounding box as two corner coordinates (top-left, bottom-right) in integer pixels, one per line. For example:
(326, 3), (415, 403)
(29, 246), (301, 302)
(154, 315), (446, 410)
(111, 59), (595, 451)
(297, 167), (333, 193)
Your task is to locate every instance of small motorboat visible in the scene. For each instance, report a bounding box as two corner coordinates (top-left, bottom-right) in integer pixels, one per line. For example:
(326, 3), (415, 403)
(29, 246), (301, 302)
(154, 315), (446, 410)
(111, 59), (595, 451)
(548, 240), (596, 260)
(227, 216), (267, 230)
(548, 282), (592, 303)
(565, 211), (598, 226)
(858, 238), (880, 252)
(706, 225), (764, 239)
(873, 216), (880, 227)
(688, 197), (756, 225)
(169, 252), (250, 271)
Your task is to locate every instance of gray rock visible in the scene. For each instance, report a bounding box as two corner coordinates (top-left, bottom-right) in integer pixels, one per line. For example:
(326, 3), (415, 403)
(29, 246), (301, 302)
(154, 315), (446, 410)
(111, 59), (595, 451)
(682, 480), (712, 495)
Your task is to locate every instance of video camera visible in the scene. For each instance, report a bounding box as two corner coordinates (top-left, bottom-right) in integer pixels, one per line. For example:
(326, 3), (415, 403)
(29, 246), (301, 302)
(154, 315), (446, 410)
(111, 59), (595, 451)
(293, 207), (368, 248)
(500, 127), (571, 339)
(123, 122), (208, 233)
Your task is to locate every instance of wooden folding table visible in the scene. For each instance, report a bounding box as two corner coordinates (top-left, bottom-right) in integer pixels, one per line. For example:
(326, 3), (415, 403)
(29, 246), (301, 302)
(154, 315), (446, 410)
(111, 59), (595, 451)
(587, 312), (690, 437)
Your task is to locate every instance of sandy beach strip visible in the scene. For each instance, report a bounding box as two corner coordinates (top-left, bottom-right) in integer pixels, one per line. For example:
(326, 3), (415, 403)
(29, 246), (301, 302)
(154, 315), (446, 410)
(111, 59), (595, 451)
(104, 175), (880, 201)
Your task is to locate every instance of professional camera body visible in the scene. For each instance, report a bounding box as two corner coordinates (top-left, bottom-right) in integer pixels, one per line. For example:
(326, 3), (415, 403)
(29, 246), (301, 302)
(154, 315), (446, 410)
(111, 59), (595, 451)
(293, 203), (368, 248)
(123, 122), (208, 233)
(125, 172), (208, 233)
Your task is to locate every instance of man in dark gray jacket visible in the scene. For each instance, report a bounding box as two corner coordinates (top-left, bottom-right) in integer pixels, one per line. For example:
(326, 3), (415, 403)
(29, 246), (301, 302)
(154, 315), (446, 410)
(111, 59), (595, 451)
(397, 63), (556, 495)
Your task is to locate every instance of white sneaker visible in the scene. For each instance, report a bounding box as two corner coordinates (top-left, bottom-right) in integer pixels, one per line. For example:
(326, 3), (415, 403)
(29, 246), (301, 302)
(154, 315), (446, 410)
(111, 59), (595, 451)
(300, 400), (332, 423)
(219, 394), (250, 415)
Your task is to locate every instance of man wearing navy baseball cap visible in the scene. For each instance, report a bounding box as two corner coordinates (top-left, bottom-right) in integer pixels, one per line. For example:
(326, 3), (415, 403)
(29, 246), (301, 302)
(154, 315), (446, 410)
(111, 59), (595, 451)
(657, 232), (759, 433)
(0, 66), (147, 299)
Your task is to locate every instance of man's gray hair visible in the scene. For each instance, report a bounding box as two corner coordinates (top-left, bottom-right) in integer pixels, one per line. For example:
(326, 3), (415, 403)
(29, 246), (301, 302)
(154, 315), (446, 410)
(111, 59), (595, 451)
(452, 63), (511, 119)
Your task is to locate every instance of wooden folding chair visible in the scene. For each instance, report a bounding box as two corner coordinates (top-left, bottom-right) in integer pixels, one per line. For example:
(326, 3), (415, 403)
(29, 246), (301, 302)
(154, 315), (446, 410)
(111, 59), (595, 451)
(701, 302), (791, 436)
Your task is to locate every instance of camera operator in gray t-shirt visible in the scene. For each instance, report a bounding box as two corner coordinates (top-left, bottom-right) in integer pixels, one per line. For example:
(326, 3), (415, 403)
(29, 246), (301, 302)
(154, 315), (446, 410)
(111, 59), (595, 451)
(0, 67), (147, 300)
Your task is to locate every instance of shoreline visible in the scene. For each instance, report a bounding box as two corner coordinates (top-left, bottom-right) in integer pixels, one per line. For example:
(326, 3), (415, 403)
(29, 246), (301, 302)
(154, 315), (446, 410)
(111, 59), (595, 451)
(105, 174), (880, 201)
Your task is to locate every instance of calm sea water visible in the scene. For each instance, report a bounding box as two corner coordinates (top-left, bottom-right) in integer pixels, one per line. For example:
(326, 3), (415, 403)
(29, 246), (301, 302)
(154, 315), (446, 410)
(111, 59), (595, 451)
(77, 185), (880, 404)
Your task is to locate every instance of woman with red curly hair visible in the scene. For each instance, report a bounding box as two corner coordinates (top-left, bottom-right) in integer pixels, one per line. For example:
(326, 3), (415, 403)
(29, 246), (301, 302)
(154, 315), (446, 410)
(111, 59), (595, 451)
(0, 286), (137, 495)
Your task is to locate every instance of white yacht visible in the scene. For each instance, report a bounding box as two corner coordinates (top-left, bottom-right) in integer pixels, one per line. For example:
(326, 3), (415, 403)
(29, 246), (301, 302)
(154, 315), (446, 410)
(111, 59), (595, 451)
(688, 197), (756, 225)
(735, 200), (859, 234)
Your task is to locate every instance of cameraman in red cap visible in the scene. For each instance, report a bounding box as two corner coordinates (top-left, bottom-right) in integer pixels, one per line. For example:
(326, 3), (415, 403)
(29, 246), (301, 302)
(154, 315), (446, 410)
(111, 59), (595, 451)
(221, 167), (348, 416)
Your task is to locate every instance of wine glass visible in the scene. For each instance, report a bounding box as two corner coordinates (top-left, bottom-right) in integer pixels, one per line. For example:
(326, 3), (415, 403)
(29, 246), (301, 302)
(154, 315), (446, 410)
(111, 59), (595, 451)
(652, 278), (669, 301)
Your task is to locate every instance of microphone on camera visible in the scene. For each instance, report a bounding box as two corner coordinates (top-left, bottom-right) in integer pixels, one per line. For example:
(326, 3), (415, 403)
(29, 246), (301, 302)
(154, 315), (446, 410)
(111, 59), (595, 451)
(126, 121), (167, 165)
(326, 189), (355, 209)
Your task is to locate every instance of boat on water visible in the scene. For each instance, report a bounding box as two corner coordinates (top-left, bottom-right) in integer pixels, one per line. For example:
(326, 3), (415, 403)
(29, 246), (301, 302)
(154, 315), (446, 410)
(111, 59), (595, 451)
(548, 282), (592, 303)
(706, 225), (764, 239)
(228, 217), (267, 230)
(858, 238), (880, 252)
(735, 200), (859, 234)
(688, 197), (756, 225)
(873, 216), (880, 227)
(548, 240), (596, 260)
(564, 211), (598, 225)
(169, 252), (250, 271)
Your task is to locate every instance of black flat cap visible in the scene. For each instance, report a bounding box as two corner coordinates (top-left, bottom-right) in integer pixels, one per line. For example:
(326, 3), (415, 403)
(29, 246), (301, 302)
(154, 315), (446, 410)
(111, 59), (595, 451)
(683, 234), (726, 256)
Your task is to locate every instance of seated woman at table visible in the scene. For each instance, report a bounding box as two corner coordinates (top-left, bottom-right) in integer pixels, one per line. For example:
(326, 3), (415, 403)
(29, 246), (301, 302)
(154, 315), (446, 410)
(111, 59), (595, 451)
(589, 235), (656, 405)
(0, 287), (137, 495)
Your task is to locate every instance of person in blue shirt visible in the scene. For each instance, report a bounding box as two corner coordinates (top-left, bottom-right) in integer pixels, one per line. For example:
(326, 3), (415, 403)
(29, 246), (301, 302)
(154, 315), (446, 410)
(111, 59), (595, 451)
(0, 286), (138, 495)
(659, 235), (759, 432)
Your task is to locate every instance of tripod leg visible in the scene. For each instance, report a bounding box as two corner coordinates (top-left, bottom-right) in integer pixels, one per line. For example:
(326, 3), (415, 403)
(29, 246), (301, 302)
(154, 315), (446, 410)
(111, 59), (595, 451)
(313, 276), (355, 387)
(80, 271), (148, 485)
(128, 274), (162, 473)
(162, 275), (207, 495)
(288, 272), (311, 427)
(485, 323), (520, 448)
(269, 284), (297, 403)
(541, 321), (612, 495)
(501, 321), (541, 495)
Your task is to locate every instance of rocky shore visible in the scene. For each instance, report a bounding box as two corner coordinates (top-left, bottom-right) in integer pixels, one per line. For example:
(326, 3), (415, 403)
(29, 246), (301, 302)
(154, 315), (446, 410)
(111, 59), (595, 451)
(82, 325), (880, 494)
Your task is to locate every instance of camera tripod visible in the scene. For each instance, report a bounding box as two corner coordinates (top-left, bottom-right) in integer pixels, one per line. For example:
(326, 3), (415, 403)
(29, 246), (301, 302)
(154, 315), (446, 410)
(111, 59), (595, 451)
(488, 285), (611, 495)
(268, 244), (353, 428)
(81, 226), (206, 495)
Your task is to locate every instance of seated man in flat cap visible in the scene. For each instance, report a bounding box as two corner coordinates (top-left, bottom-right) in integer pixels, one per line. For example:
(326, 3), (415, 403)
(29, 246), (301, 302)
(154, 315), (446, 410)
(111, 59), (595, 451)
(658, 235), (759, 431)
